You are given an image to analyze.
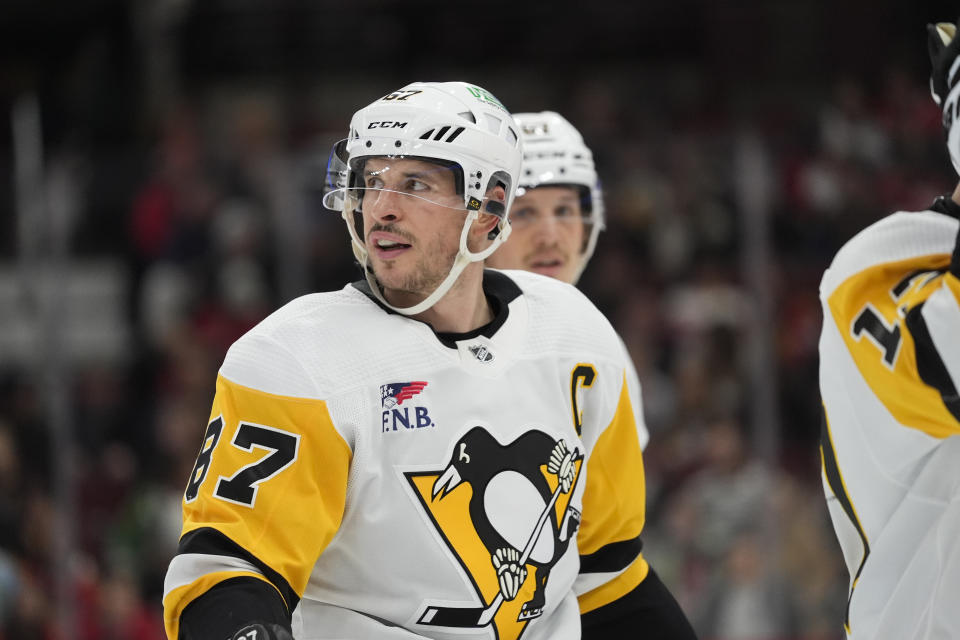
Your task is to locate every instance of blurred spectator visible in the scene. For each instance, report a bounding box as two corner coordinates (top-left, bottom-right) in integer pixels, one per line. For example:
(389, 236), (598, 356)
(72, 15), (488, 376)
(696, 531), (798, 640)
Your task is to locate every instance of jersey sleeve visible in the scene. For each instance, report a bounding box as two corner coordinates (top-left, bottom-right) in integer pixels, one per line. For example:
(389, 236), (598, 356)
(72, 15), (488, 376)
(574, 370), (650, 614)
(616, 334), (650, 450)
(915, 270), (960, 416)
(821, 215), (960, 439)
(819, 212), (960, 634)
(162, 334), (352, 639)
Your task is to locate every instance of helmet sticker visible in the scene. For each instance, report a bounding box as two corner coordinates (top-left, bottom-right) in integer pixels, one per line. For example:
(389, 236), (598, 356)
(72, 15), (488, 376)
(466, 86), (508, 113)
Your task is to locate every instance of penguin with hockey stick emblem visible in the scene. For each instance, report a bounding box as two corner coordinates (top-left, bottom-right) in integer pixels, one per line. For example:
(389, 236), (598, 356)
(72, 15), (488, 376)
(429, 427), (583, 623)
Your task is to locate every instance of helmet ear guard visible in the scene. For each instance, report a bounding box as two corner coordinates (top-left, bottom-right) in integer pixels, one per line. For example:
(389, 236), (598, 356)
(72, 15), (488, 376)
(481, 171), (513, 240)
(484, 199), (506, 217)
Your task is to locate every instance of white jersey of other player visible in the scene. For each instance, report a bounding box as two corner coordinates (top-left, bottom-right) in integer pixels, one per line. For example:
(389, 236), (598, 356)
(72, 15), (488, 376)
(164, 269), (649, 640)
(819, 203), (960, 639)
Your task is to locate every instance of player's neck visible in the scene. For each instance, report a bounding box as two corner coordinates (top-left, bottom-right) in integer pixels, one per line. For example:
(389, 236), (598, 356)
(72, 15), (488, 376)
(952, 182), (960, 206)
(412, 264), (492, 334)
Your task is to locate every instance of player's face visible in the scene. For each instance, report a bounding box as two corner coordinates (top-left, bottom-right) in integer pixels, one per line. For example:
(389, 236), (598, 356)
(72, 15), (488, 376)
(487, 186), (586, 284)
(360, 157), (467, 302)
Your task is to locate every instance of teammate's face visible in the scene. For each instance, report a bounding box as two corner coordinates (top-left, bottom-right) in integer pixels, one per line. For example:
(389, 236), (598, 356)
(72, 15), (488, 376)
(360, 157), (467, 302)
(487, 186), (586, 284)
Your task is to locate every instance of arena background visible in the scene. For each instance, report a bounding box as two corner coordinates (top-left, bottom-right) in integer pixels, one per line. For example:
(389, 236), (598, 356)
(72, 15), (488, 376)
(0, 1), (957, 638)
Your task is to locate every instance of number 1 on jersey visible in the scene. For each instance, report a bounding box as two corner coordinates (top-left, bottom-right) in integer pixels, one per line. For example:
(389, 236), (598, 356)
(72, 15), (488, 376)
(851, 304), (902, 368)
(851, 268), (944, 369)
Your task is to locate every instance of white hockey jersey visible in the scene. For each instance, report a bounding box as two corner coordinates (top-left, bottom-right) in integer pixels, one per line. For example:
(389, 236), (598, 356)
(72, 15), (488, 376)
(819, 205), (960, 640)
(163, 270), (649, 640)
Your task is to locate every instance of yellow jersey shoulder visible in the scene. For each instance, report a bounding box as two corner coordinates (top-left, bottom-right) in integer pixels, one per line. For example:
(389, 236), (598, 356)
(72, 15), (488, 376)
(821, 210), (960, 438)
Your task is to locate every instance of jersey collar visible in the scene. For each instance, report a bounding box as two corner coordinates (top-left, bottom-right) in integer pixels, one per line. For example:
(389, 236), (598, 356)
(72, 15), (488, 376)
(351, 269), (522, 349)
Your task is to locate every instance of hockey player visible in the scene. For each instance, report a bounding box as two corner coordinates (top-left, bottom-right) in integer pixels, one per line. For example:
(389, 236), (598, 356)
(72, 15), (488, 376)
(487, 112), (647, 449)
(487, 111), (695, 637)
(485, 111), (604, 287)
(818, 22), (960, 639)
(162, 83), (666, 640)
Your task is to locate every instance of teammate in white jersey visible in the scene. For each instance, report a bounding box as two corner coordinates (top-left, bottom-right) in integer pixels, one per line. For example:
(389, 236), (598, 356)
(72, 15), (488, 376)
(163, 82), (659, 640)
(819, 21), (960, 640)
(487, 111), (695, 637)
(488, 111), (649, 451)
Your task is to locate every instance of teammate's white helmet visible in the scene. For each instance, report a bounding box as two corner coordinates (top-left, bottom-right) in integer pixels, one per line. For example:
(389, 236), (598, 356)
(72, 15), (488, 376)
(323, 81), (523, 315)
(513, 111), (605, 282)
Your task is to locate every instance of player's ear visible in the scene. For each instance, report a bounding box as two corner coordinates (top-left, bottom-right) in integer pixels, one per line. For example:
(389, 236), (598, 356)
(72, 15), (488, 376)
(474, 210), (501, 235)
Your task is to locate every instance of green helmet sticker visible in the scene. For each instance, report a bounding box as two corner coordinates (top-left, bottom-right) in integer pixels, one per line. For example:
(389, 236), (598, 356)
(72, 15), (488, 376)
(466, 86), (508, 113)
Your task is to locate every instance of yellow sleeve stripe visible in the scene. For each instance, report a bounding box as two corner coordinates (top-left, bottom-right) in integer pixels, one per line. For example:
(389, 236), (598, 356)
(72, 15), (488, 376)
(577, 553), (650, 614)
(577, 371), (646, 556)
(827, 257), (960, 438)
(185, 374), (351, 596)
(162, 571), (279, 640)
(820, 408), (869, 550)
(820, 406), (870, 632)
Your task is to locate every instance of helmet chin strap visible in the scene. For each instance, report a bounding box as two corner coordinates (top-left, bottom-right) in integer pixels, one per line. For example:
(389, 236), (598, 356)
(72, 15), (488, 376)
(571, 223), (601, 285)
(350, 209), (505, 317)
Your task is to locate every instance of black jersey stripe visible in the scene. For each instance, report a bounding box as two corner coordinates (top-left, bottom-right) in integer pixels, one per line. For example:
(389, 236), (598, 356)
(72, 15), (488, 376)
(820, 407), (869, 631)
(177, 527), (300, 614)
(579, 534), (643, 574)
(904, 301), (960, 424)
(952, 228), (960, 277)
(891, 268), (937, 299)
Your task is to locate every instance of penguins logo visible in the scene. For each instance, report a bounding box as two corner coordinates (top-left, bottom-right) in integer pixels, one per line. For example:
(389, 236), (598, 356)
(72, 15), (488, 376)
(405, 427), (583, 639)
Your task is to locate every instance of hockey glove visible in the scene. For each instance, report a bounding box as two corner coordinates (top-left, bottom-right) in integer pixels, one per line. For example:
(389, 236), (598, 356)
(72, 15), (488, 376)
(228, 622), (293, 640)
(928, 19), (960, 175)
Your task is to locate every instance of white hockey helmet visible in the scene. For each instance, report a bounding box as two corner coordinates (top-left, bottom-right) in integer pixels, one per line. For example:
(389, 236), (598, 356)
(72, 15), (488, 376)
(323, 81), (523, 315)
(513, 111), (605, 283)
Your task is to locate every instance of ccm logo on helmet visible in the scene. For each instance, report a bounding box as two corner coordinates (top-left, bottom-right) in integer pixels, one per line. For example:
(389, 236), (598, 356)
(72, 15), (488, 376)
(367, 121), (408, 129)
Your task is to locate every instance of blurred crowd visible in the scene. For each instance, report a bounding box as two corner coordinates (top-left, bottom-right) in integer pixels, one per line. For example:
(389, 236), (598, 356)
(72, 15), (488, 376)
(0, 40), (955, 640)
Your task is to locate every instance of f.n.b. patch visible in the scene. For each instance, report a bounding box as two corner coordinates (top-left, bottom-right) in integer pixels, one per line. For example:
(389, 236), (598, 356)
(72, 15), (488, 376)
(380, 381), (435, 433)
(381, 381), (427, 409)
